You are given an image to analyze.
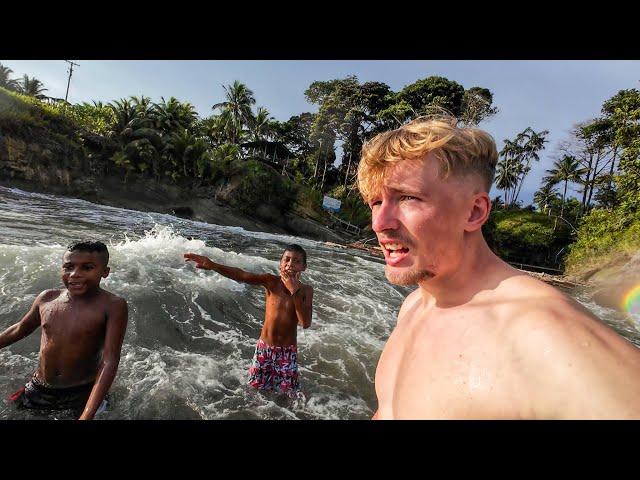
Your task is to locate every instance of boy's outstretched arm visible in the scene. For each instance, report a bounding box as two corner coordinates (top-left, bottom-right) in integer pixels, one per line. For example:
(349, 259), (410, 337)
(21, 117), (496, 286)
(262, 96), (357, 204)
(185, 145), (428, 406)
(184, 252), (273, 286)
(0, 291), (47, 350)
(79, 298), (128, 420)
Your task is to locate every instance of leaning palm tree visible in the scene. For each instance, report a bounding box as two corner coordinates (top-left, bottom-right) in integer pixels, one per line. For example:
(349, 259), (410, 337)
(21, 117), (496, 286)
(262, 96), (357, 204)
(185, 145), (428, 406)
(18, 74), (48, 98)
(543, 154), (587, 223)
(0, 63), (19, 91)
(212, 81), (256, 144)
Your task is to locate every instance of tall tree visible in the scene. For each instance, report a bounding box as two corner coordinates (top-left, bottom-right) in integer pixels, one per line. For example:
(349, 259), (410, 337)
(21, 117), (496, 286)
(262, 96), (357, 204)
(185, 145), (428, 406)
(212, 81), (256, 145)
(461, 87), (499, 125)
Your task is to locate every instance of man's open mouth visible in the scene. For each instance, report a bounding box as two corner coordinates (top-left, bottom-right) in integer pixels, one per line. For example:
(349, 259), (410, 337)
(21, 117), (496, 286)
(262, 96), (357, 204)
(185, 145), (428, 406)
(380, 241), (410, 265)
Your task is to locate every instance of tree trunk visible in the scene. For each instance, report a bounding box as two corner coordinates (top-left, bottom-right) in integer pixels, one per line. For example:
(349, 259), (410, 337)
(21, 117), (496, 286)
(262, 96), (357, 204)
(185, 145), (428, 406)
(321, 154), (329, 191)
(580, 152), (593, 213)
(313, 141), (323, 179)
(344, 151), (352, 190)
(608, 144), (618, 191)
(560, 181), (568, 219)
(586, 149), (602, 210)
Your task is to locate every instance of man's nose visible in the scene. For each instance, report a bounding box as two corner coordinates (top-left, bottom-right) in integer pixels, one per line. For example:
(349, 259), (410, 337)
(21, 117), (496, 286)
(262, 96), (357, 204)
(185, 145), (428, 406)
(372, 200), (399, 233)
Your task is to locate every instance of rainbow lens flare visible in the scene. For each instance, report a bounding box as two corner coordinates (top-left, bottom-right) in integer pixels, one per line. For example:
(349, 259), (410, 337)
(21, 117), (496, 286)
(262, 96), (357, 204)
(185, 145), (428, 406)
(623, 284), (640, 317)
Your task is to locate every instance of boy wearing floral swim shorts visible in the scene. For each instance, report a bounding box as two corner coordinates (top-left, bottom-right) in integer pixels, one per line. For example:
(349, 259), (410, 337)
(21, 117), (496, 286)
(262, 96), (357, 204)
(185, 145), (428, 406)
(184, 244), (313, 395)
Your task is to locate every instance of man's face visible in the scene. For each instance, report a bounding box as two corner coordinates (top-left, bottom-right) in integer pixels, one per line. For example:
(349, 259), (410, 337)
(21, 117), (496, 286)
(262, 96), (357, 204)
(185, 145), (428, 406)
(61, 250), (110, 296)
(280, 251), (306, 276)
(368, 154), (475, 286)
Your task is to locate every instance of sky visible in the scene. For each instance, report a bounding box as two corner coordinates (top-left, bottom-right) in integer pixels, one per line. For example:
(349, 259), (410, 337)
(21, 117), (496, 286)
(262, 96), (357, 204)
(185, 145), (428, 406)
(3, 60), (640, 205)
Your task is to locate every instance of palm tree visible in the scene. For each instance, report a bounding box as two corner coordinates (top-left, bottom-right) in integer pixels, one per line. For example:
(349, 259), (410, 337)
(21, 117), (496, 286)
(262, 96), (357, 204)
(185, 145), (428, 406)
(543, 155), (586, 222)
(512, 128), (549, 206)
(153, 97), (198, 136)
(163, 129), (206, 178)
(107, 97), (162, 179)
(494, 160), (518, 207)
(249, 106), (273, 142)
(0, 63), (19, 91)
(212, 81), (256, 144)
(533, 183), (558, 215)
(498, 139), (522, 207)
(200, 115), (228, 146)
(18, 74), (48, 98)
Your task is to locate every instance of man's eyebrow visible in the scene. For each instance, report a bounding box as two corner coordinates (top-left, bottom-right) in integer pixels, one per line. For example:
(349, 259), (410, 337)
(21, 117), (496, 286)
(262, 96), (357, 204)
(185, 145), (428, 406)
(384, 185), (426, 196)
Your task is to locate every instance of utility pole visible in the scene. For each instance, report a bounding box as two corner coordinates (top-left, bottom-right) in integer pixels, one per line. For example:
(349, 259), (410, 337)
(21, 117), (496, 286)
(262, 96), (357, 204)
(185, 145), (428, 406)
(64, 60), (80, 103)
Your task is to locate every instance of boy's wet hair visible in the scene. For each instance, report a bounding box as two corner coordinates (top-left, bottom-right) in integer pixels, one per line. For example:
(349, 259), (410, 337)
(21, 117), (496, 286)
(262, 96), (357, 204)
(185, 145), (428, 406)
(67, 240), (109, 266)
(283, 244), (307, 265)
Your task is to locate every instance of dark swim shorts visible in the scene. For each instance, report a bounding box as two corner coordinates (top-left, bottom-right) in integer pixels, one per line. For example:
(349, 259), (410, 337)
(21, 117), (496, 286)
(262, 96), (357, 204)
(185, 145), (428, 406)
(9, 374), (95, 411)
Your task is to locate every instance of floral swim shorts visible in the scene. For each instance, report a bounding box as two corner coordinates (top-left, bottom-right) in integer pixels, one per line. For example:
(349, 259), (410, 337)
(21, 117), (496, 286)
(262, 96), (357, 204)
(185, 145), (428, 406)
(248, 339), (300, 394)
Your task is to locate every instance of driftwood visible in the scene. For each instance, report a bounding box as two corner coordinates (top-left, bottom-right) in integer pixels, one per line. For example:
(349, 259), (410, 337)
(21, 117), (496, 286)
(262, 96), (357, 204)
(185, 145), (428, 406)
(521, 270), (585, 288)
(324, 241), (384, 257)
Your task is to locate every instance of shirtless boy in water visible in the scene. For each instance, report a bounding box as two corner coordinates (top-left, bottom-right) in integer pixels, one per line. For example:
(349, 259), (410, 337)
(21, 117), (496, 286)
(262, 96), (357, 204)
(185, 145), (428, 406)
(184, 244), (313, 394)
(0, 241), (128, 420)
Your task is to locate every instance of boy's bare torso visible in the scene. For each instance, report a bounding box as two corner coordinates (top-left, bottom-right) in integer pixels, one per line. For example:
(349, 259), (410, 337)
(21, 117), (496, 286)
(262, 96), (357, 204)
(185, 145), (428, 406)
(36, 288), (117, 387)
(261, 277), (312, 346)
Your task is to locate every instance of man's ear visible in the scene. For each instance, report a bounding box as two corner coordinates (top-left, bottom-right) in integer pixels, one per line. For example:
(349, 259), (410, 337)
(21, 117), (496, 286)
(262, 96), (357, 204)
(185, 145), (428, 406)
(102, 266), (111, 278)
(464, 192), (491, 232)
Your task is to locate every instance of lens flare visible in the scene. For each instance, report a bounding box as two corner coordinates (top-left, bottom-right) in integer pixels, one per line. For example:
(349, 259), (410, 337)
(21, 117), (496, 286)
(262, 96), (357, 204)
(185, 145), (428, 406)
(623, 284), (640, 317)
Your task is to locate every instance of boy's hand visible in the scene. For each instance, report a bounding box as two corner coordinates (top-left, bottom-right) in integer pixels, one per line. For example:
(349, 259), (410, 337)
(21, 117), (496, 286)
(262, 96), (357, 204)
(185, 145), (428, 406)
(281, 269), (302, 295)
(184, 253), (213, 270)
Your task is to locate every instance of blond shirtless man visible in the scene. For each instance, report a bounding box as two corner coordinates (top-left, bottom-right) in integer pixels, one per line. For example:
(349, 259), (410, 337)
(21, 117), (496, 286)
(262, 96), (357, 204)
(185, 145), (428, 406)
(357, 115), (640, 419)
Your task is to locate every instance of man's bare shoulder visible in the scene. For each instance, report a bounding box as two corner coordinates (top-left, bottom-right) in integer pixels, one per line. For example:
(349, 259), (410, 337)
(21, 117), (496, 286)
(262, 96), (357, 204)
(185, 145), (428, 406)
(495, 275), (600, 338)
(495, 278), (640, 418)
(495, 272), (569, 303)
(496, 276), (640, 374)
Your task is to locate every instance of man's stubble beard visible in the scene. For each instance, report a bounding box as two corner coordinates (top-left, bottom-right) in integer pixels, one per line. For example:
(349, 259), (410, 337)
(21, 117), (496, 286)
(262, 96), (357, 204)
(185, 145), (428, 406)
(384, 265), (435, 286)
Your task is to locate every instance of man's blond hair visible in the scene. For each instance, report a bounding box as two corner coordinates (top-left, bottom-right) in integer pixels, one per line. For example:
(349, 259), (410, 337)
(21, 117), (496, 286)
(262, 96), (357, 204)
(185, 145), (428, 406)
(357, 115), (498, 202)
